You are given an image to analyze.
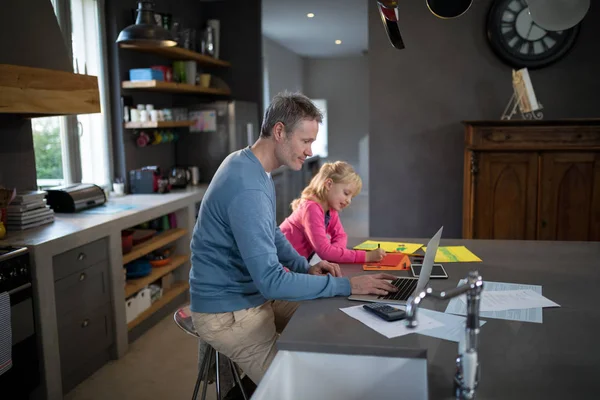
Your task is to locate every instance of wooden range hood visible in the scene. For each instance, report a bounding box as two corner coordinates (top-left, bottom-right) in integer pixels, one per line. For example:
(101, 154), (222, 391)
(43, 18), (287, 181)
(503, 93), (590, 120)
(0, 0), (100, 118)
(0, 64), (100, 117)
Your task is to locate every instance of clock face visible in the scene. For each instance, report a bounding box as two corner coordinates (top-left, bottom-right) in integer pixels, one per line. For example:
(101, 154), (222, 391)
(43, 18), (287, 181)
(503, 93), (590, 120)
(486, 0), (580, 69)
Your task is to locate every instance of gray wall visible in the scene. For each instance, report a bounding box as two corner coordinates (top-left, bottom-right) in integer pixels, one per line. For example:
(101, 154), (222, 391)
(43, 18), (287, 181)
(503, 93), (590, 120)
(369, 0), (600, 239)
(304, 56), (369, 170)
(263, 36), (304, 105)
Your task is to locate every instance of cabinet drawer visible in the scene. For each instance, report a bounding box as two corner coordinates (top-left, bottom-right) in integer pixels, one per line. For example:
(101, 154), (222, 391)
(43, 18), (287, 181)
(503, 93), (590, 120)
(53, 238), (108, 281)
(55, 260), (109, 323)
(467, 127), (600, 150)
(58, 302), (113, 377)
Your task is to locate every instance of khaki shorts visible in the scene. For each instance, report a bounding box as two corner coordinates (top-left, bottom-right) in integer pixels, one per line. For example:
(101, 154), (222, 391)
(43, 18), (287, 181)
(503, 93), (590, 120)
(191, 300), (299, 384)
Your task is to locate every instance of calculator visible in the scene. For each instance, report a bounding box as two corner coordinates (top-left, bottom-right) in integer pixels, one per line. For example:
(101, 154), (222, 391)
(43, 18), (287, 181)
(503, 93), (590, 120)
(363, 303), (407, 322)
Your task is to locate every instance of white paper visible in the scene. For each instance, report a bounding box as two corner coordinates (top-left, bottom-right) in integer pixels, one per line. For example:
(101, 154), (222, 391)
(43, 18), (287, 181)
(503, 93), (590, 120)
(458, 289), (560, 312)
(417, 309), (487, 343)
(445, 280), (545, 323)
(340, 305), (444, 339)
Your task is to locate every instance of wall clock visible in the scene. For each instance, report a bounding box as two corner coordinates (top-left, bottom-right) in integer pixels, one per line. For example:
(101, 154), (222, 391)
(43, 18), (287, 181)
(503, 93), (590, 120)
(486, 0), (580, 69)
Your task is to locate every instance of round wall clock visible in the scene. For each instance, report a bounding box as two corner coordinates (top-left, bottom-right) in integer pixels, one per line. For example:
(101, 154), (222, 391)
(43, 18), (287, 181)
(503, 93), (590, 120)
(486, 0), (580, 69)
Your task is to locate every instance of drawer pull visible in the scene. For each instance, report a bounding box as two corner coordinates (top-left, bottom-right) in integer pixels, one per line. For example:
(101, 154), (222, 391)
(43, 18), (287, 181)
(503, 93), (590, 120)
(81, 319), (90, 328)
(78, 253), (86, 261)
(79, 272), (86, 281)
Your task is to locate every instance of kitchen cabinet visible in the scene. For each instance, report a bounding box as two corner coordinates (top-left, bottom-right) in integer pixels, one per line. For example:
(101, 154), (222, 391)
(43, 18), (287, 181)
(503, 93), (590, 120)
(52, 237), (114, 394)
(463, 120), (600, 241)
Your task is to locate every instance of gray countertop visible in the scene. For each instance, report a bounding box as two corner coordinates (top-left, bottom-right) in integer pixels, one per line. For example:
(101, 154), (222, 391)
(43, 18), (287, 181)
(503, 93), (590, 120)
(0, 185), (207, 248)
(278, 237), (600, 399)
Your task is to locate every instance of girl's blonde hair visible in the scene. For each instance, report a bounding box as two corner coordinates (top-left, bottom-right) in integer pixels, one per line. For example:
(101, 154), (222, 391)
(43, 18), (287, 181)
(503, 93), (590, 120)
(290, 161), (362, 211)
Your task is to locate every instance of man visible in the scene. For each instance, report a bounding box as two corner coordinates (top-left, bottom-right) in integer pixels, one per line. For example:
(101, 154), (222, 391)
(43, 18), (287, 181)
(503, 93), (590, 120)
(189, 91), (397, 387)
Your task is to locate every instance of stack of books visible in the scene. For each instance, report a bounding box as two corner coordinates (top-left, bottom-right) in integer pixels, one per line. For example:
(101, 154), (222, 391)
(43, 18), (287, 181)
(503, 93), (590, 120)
(5, 191), (55, 230)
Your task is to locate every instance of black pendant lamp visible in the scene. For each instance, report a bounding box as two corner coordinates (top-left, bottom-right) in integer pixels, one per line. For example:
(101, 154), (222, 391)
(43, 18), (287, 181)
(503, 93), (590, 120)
(116, 1), (177, 47)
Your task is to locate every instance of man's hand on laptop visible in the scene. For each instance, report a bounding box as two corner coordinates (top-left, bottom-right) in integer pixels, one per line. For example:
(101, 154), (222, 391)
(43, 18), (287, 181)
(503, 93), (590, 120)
(308, 260), (342, 277)
(350, 274), (398, 296)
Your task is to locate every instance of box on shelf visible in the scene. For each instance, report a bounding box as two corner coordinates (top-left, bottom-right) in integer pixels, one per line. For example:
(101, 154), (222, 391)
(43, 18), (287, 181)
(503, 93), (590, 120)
(129, 68), (164, 81)
(125, 294), (139, 323)
(137, 287), (152, 314)
(161, 273), (174, 291)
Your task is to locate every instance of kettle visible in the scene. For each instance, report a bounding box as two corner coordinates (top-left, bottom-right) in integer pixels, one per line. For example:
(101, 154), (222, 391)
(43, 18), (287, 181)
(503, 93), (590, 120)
(169, 167), (191, 188)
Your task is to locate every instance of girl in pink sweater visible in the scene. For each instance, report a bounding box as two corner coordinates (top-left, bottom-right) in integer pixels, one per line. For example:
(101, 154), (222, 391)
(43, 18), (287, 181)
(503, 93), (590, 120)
(280, 161), (386, 264)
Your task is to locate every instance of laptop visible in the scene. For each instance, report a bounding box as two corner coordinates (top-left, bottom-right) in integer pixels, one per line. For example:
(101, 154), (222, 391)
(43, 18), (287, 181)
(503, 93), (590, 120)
(348, 226), (443, 305)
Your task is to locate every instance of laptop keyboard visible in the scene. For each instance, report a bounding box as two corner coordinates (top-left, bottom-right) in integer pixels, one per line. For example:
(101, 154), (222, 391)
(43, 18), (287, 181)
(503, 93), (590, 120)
(379, 278), (418, 301)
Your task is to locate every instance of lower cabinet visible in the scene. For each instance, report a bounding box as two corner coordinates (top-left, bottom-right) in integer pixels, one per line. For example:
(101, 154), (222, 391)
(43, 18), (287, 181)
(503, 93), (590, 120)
(52, 237), (114, 393)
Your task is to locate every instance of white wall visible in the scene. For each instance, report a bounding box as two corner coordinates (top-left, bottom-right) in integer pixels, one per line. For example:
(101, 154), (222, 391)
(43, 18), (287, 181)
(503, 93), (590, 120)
(303, 56), (369, 173)
(262, 36), (304, 110)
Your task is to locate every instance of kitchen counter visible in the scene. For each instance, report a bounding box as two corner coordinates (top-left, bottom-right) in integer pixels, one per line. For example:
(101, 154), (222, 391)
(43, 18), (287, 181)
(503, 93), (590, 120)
(0, 185), (207, 400)
(278, 237), (600, 399)
(0, 185), (207, 249)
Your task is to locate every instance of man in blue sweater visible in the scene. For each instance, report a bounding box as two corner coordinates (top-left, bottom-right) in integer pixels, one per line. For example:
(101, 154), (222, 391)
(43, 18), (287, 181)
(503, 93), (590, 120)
(189, 92), (397, 387)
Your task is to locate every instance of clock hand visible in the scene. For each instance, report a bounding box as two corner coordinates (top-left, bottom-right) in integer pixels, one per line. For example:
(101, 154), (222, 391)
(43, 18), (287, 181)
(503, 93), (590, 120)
(526, 21), (534, 40)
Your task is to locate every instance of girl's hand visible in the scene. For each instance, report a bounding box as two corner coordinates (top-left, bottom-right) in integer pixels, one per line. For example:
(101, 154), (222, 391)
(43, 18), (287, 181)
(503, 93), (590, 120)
(366, 248), (386, 262)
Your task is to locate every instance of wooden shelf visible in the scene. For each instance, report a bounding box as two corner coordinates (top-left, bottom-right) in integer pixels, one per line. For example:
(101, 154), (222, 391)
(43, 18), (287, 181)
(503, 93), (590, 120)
(125, 254), (188, 298)
(122, 80), (230, 96)
(0, 64), (100, 116)
(119, 44), (230, 68)
(127, 282), (189, 331)
(124, 120), (194, 129)
(123, 228), (187, 265)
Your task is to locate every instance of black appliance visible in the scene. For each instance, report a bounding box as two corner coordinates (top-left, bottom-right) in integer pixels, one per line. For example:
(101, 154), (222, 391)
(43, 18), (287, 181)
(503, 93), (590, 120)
(46, 183), (106, 213)
(0, 246), (40, 399)
(168, 167), (191, 188)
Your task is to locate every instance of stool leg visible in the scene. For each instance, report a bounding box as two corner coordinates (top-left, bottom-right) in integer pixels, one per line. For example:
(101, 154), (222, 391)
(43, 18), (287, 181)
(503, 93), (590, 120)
(200, 348), (214, 400)
(230, 360), (248, 400)
(215, 351), (222, 400)
(193, 346), (211, 400)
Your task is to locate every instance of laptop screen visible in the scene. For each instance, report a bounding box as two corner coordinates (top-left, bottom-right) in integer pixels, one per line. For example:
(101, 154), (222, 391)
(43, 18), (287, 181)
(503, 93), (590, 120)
(414, 227), (443, 293)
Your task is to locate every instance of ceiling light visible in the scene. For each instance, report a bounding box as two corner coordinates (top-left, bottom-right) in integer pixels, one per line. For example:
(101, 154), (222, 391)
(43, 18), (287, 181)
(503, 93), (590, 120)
(335, 40), (342, 45)
(307, 13), (315, 18)
(116, 1), (177, 47)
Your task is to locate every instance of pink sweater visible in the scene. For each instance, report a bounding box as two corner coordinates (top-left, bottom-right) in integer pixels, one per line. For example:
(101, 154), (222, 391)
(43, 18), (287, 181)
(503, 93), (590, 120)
(280, 200), (366, 264)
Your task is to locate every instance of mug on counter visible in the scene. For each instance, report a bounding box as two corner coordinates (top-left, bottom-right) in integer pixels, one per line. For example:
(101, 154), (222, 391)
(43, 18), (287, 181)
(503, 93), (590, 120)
(190, 166), (200, 185)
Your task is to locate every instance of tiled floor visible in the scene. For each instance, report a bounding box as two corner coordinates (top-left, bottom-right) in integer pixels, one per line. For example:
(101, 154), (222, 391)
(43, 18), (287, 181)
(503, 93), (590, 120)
(65, 305), (218, 400)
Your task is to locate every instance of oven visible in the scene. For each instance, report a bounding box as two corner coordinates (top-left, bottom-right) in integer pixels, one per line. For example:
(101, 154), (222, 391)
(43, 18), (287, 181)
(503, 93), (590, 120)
(0, 246), (40, 399)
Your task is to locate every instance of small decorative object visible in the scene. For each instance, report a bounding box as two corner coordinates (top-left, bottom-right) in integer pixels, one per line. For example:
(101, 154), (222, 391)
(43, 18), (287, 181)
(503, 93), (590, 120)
(376, 1), (405, 50)
(501, 68), (543, 120)
(486, 0), (579, 70)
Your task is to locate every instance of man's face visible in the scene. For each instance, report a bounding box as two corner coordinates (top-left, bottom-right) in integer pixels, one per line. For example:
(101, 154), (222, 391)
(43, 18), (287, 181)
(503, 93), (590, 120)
(275, 119), (318, 171)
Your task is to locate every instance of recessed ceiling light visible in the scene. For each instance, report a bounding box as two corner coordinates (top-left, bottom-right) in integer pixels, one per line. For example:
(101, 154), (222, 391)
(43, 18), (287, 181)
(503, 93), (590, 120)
(307, 13), (315, 18)
(335, 40), (342, 45)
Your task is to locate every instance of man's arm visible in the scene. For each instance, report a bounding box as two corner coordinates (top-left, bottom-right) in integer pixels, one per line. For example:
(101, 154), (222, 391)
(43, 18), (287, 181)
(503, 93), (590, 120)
(274, 227), (310, 273)
(227, 190), (350, 301)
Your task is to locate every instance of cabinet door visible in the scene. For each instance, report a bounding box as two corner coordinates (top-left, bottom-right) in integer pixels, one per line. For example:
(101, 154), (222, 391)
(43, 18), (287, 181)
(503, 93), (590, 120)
(538, 152), (600, 241)
(474, 152), (538, 239)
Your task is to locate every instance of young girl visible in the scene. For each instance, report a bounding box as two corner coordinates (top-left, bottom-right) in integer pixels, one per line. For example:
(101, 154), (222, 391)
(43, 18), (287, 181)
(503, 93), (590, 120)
(280, 161), (386, 264)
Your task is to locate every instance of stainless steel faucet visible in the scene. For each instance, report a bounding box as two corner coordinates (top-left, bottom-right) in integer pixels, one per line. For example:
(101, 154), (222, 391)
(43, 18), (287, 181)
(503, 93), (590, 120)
(405, 271), (484, 400)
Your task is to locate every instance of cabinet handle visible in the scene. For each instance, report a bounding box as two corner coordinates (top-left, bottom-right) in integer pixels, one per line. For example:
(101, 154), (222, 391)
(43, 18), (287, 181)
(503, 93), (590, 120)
(81, 319), (90, 328)
(79, 272), (86, 281)
(78, 253), (86, 261)
(541, 219), (547, 228)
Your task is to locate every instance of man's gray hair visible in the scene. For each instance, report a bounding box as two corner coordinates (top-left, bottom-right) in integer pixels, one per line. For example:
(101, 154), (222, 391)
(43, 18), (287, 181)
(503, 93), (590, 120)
(260, 91), (323, 138)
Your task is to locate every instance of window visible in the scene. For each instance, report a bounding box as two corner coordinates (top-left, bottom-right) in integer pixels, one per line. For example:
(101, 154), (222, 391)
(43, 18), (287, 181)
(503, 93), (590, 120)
(32, 0), (111, 189)
(310, 99), (328, 159)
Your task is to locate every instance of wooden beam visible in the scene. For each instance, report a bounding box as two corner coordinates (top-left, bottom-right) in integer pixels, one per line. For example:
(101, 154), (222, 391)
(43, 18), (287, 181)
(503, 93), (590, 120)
(0, 64), (101, 116)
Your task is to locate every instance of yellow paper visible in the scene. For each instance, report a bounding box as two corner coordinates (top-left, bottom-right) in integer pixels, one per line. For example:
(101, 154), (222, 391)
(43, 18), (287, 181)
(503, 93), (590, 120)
(353, 240), (423, 254)
(421, 246), (482, 263)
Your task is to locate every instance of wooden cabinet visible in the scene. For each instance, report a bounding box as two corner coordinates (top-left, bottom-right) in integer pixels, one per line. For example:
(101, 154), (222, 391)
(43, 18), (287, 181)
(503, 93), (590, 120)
(463, 120), (600, 241)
